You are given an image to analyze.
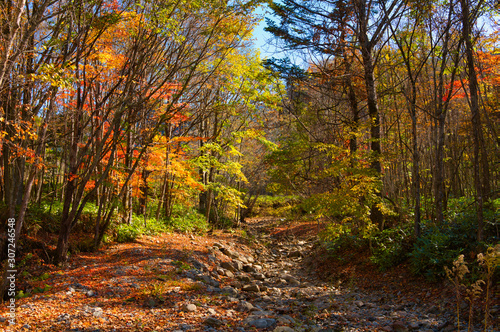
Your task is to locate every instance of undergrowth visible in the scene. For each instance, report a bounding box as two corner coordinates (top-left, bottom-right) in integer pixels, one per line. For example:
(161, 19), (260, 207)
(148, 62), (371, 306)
(23, 200), (209, 248)
(320, 197), (499, 281)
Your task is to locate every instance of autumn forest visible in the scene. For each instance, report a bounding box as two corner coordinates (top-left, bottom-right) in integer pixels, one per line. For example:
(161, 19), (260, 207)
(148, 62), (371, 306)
(0, 0), (499, 330)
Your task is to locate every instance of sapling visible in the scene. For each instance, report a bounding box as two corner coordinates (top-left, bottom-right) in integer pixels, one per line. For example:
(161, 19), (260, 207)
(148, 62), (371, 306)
(445, 244), (500, 332)
(477, 244), (500, 332)
(445, 254), (469, 331)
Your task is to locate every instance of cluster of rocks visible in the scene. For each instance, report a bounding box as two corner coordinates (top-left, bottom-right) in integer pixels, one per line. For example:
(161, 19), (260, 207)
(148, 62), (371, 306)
(11, 222), (494, 332)
(172, 234), (485, 332)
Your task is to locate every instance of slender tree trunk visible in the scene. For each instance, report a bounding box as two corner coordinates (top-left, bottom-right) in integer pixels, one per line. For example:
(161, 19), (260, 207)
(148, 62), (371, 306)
(344, 57), (359, 158)
(123, 125), (133, 225)
(410, 93), (421, 237)
(205, 167), (214, 222)
(55, 74), (82, 264)
(156, 172), (168, 220)
(435, 109), (446, 224)
(432, 2), (460, 225)
(460, 0), (489, 242)
(93, 188), (106, 249)
(359, 34), (383, 229)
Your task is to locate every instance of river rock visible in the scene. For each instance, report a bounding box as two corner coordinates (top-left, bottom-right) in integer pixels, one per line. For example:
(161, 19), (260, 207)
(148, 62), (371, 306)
(181, 303), (197, 312)
(242, 284), (260, 292)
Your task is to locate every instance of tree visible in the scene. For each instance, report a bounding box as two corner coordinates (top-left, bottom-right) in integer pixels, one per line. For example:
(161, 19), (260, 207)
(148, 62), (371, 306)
(52, 0), (264, 263)
(458, 0), (491, 242)
(193, 47), (279, 225)
(266, 0), (405, 228)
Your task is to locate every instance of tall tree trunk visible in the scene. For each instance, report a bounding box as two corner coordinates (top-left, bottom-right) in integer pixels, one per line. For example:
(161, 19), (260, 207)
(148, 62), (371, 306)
(358, 26), (383, 229)
(123, 125), (133, 225)
(460, 0), (489, 242)
(343, 53), (359, 159)
(435, 109), (446, 224)
(432, 1), (461, 225)
(55, 71), (82, 264)
(409, 92), (421, 237)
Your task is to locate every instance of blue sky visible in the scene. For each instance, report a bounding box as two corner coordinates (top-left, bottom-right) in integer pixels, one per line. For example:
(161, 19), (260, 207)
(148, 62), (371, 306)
(249, 4), (306, 67)
(250, 5), (279, 59)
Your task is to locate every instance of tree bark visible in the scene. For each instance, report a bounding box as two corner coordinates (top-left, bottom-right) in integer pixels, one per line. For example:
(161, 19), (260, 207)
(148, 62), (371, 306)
(460, 0), (489, 242)
(356, 0), (383, 229)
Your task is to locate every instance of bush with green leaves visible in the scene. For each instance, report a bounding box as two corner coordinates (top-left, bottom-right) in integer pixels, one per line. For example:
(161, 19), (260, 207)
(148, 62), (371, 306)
(167, 204), (209, 233)
(370, 223), (413, 270)
(115, 223), (143, 243)
(114, 214), (169, 243)
(409, 205), (498, 280)
(320, 221), (369, 261)
(251, 195), (301, 218)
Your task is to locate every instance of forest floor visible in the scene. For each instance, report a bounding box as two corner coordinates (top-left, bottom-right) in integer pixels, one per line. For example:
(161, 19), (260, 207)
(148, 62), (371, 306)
(1, 217), (498, 332)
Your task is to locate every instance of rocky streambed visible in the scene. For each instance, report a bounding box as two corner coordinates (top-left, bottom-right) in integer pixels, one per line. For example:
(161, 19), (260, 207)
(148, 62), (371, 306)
(7, 218), (498, 331)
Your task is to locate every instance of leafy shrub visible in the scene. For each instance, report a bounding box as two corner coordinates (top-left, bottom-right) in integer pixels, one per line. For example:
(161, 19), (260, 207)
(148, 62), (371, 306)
(136, 215), (168, 235)
(320, 221), (368, 260)
(116, 223), (143, 243)
(409, 206), (498, 280)
(370, 223), (413, 270)
(167, 204), (208, 233)
(26, 202), (63, 234)
(251, 195), (301, 217)
(71, 238), (96, 253)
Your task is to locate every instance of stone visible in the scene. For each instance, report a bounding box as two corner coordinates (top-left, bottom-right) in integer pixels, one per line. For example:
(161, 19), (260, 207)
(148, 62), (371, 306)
(253, 264), (263, 271)
(238, 275), (252, 283)
(204, 317), (224, 327)
(242, 284), (260, 292)
(288, 250), (302, 258)
(92, 307), (104, 318)
(221, 247), (240, 260)
(232, 260), (244, 271)
(225, 270), (235, 278)
(273, 327), (296, 332)
(286, 277), (300, 286)
(246, 318), (276, 329)
(213, 242), (224, 249)
(221, 261), (235, 272)
(391, 321), (408, 332)
(198, 274), (220, 287)
(237, 301), (255, 312)
(181, 303), (197, 312)
(221, 286), (238, 296)
(243, 265), (257, 273)
(239, 255), (249, 264)
(190, 259), (206, 270)
(277, 315), (295, 324)
(253, 273), (266, 281)
(409, 321), (420, 329)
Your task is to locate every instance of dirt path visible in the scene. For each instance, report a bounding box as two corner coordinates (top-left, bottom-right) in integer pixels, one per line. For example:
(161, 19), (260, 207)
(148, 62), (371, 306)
(2, 218), (496, 331)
